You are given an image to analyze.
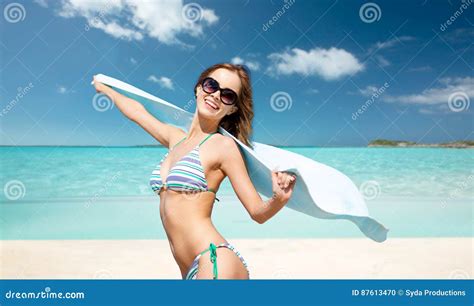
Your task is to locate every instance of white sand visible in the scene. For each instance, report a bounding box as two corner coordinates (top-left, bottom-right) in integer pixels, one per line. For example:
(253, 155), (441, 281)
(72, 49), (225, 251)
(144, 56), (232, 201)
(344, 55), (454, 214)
(1, 238), (472, 279)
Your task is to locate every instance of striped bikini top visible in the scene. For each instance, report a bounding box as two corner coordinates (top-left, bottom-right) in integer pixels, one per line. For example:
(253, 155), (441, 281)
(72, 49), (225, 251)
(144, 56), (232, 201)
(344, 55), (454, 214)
(149, 132), (220, 202)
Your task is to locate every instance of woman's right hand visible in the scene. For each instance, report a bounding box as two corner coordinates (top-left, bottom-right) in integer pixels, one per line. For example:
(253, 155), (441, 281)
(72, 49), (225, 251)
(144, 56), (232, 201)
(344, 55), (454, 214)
(92, 75), (110, 95)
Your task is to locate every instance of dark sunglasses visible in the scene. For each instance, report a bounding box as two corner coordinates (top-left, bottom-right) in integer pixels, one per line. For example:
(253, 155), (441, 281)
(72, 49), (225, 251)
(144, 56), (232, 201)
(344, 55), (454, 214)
(201, 77), (238, 105)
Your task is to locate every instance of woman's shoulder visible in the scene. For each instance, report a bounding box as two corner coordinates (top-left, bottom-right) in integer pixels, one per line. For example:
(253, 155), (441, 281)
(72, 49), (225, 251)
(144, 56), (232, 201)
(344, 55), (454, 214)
(212, 133), (240, 156)
(214, 132), (234, 146)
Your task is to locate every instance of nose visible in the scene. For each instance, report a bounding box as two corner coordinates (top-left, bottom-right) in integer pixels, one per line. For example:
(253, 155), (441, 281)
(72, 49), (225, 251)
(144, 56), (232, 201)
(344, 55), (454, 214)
(208, 90), (220, 102)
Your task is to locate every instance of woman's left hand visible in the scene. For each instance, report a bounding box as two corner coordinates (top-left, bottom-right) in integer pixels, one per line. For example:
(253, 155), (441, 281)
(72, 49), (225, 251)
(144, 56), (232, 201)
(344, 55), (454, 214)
(271, 170), (297, 203)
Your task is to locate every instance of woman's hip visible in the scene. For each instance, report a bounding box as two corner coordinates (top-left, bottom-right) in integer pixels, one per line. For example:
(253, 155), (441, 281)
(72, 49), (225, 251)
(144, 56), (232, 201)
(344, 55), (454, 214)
(185, 241), (250, 280)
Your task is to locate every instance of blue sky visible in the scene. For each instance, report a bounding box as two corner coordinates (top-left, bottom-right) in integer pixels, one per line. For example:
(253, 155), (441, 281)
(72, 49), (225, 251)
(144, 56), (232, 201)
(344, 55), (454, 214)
(0, 0), (473, 146)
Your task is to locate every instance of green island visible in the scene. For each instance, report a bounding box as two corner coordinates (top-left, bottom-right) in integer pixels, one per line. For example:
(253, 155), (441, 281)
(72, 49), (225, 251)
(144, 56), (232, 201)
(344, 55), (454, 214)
(368, 139), (474, 148)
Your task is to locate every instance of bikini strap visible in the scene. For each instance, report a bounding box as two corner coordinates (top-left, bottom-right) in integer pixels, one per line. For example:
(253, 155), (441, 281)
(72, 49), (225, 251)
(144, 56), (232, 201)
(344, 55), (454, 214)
(198, 131), (218, 147)
(207, 187), (220, 202)
(170, 136), (187, 150)
(198, 243), (218, 279)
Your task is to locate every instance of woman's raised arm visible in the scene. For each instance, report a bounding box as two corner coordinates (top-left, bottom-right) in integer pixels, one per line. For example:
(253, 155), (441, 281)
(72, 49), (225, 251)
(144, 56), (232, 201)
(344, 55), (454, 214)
(92, 76), (179, 148)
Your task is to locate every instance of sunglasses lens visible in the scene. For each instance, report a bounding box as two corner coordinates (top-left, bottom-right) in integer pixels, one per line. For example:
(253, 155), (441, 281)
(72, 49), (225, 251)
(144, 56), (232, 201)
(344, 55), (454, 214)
(202, 78), (218, 93)
(201, 77), (237, 105)
(221, 90), (237, 105)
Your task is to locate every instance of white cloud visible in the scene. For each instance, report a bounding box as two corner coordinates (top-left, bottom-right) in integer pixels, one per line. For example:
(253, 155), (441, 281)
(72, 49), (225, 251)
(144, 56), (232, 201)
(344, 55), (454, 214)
(418, 108), (436, 115)
(358, 85), (379, 96)
(418, 104), (442, 115)
(58, 0), (124, 18)
(200, 7), (219, 24)
(34, 0), (48, 8)
(230, 56), (260, 71)
(130, 57), (137, 65)
(230, 57), (243, 64)
(443, 27), (474, 43)
(148, 75), (174, 90)
(408, 66), (433, 72)
(267, 47), (364, 81)
(375, 55), (390, 67)
(418, 104), (452, 115)
(91, 20), (144, 41)
(384, 77), (474, 105)
(56, 0), (219, 45)
(365, 36), (415, 70)
(57, 86), (67, 94)
(368, 36), (415, 53)
(306, 88), (320, 94)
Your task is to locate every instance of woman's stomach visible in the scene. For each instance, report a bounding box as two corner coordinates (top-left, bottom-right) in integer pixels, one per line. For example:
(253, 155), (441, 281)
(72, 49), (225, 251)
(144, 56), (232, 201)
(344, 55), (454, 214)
(158, 190), (226, 272)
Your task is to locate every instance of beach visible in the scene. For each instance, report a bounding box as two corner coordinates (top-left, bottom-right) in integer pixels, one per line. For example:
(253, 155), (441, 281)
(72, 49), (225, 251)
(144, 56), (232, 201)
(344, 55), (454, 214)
(1, 238), (472, 279)
(1, 147), (472, 280)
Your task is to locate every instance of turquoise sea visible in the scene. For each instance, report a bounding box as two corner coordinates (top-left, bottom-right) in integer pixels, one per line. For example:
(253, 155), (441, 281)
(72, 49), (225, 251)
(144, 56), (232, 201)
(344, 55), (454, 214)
(1, 147), (472, 239)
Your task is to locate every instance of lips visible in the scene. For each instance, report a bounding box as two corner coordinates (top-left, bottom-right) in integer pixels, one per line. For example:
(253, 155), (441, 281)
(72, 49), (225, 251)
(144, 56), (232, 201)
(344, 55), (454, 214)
(205, 99), (219, 110)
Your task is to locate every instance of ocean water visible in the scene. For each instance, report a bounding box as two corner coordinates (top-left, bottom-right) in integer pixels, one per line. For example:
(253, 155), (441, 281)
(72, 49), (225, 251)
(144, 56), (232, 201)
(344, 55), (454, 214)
(1, 146), (472, 239)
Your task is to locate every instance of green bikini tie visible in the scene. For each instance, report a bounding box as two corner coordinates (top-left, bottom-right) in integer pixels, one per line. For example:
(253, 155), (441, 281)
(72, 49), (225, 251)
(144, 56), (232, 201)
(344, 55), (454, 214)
(209, 243), (218, 279)
(198, 242), (218, 279)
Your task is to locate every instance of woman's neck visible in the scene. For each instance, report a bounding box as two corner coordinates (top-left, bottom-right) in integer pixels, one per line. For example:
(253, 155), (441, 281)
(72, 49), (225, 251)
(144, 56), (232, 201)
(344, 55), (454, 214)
(186, 114), (219, 140)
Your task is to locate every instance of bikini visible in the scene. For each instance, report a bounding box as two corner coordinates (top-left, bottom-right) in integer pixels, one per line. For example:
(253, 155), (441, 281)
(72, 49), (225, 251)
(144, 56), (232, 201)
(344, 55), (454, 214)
(185, 242), (250, 280)
(149, 131), (220, 201)
(149, 131), (250, 279)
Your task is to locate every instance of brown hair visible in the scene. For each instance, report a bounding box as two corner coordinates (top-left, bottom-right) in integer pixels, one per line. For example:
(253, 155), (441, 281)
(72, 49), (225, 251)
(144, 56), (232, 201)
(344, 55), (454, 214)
(194, 63), (254, 148)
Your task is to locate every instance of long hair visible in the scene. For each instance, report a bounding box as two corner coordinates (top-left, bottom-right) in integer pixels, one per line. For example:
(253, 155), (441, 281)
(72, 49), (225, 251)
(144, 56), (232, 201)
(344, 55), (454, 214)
(194, 63), (254, 148)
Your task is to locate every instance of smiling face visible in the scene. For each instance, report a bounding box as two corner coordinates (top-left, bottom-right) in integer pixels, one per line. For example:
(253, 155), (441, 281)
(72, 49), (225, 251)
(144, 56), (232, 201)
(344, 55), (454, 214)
(195, 68), (241, 120)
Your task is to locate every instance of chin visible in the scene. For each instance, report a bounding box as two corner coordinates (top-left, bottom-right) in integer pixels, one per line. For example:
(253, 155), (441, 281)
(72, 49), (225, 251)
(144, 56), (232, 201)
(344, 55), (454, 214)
(197, 104), (220, 119)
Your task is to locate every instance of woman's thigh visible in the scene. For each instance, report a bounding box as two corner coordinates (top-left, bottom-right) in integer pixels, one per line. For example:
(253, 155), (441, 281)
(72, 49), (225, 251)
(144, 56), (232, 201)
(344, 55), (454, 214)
(195, 247), (249, 279)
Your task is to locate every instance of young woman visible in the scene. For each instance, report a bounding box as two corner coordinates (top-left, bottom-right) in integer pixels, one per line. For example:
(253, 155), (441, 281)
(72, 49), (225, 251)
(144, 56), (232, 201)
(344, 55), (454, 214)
(92, 63), (297, 279)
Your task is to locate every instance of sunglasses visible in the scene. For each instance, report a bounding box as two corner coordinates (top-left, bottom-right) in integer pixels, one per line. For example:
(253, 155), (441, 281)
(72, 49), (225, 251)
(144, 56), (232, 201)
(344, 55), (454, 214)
(201, 77), (238, 105)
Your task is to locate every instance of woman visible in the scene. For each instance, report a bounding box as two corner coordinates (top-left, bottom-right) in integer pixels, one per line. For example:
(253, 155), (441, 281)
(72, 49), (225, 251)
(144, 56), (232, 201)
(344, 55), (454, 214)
(92, 63), (297, 279)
